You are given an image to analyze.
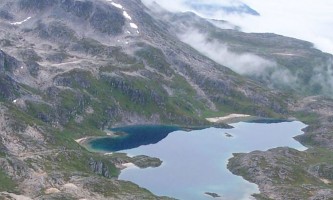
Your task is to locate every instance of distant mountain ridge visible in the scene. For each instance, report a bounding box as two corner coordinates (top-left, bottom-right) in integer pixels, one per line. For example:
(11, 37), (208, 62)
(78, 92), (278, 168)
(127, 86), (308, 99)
(185, 0), (260, 16)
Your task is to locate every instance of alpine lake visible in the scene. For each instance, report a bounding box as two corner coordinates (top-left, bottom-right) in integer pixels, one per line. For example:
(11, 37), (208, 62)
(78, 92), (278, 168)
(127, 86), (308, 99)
(86, 120), (307, 200)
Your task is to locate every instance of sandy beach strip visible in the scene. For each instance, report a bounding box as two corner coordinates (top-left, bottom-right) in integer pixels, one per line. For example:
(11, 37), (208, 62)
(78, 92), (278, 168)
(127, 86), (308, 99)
(206, 114), (251, 123)
(75, 130), (120, 145)
(122, 162), (136, 168)
(75, 137), (90, 144)
(116, 162), (137, 170)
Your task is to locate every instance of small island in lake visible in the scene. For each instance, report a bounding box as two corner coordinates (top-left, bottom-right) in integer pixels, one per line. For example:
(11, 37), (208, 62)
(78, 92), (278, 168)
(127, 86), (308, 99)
(205, 192), (221, 198)
(225, 133), (233, 137)
(105, 153), (163, 169)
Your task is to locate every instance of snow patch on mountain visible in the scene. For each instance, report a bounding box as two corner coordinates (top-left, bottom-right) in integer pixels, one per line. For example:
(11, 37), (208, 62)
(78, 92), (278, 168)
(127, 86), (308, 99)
(130, 23), (138, 29)
(10, 17), (31, 25)
(123, 11), (132, 20)
(111, 2), (123, 9)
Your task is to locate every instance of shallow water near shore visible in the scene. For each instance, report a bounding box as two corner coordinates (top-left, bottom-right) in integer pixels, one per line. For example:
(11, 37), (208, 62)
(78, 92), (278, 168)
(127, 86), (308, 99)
(90, 121), (307, 200)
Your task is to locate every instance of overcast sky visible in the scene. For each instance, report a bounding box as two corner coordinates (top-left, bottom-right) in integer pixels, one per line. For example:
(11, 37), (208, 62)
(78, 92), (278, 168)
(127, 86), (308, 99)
(143, 0), (333, 54)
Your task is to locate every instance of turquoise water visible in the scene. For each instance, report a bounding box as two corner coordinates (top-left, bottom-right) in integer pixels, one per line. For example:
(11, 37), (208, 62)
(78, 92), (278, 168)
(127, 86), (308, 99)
(91, 121), (307, 200)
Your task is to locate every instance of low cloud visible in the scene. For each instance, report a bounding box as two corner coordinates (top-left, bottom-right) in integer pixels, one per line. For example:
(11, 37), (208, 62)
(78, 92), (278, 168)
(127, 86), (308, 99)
(178, 30), (273, 75)
(144, 0), (333, 54)
(224, 0), (333, 54)
(178, 30), (296, 86)
(142, 0), (250, 17)
(144, 0), (333, 94)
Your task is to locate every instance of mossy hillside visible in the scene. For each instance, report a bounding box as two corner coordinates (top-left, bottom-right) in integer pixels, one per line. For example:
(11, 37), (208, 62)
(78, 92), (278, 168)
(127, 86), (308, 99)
(7, 103), (47, 131)
(25, 101), (54, 123)
(278, 148), (333, 186)
(294, 111), (320, 125)
(0, 74), (20, 102)
(24, 64), (289, 135)
(2, 103), (166, 198)
(208, 30), (333, 96)
(86, 178), (170, 200)
(40, 35), (291, 128)
(52, 68), (211, 127)
(42, 149), (120, 179)
(5, 104), (165, 198)
(252, 194), (274, 200)
(100, 61), (145, 73)
(58, 89), (90, 119)
(15, 62), (248, 136)
(229, 147), (333, 199)
(173, 13), (333, 96)
(2, 0), (331, 199)
(0, 169), (17, 193)
(5, 102), (119, 177)
(135, 44), (173, 76)
(5, 36), (291, 134)
(202, 79), (288, 118)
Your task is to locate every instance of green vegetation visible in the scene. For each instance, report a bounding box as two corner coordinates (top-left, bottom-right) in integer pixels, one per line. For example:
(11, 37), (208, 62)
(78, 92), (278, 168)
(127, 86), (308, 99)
(252, 194), (274, 200)
(4, 0), (333, 199)
(25, 101), (53, 123)
(47, 21), (78, 41)
(6, 101), (120, 182)
(308, 148), (333, 165)
(0, 75), (20, 102)
(136, 43), (173, 76)
(294, 111), (319, 124)
(7, 103), (46, 130)
(50, 68), (214, 129)
(0, 169), (16, 192)
(229, 147), (333, 199)
(178, 16), (333, 97)
(88, 179), (159, 199)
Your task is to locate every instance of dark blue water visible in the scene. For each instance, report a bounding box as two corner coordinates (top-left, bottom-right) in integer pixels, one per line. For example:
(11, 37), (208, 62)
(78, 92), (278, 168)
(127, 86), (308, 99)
(88, 125), (181, 152)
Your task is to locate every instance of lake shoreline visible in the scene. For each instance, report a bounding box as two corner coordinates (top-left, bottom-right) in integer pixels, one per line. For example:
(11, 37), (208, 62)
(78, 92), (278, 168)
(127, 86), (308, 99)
(116, 120), (306, 199)
(206, 113), (252, 123)
(75, 136), (116, 153)
(74, 116), (304, 200)
(75, 122), (234, 153)
(75, 114), (296, 155)
(75, 113), (254, 150)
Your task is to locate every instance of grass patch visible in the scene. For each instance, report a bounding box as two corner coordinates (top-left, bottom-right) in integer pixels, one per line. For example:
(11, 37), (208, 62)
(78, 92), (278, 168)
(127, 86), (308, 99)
(293, 111), (319, 124)
(0, 169), (17, 192)
(135, 44), (173, 76)
(43, 128), (119, 178)
(252, 194), (274, 200)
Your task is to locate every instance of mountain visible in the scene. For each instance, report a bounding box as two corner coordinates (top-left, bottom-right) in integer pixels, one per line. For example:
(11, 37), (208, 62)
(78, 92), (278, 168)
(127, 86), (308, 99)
(0, 0), (333, 199)
(0, 0), (290, 128)
(160, 10), (333, 97)
(185, 0), (260, 16)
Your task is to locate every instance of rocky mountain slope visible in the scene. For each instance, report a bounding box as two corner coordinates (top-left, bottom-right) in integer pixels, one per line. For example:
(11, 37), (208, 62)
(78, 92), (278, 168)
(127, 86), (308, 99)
(160, 11), (333, 96)
(0, 0), (333, 199)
